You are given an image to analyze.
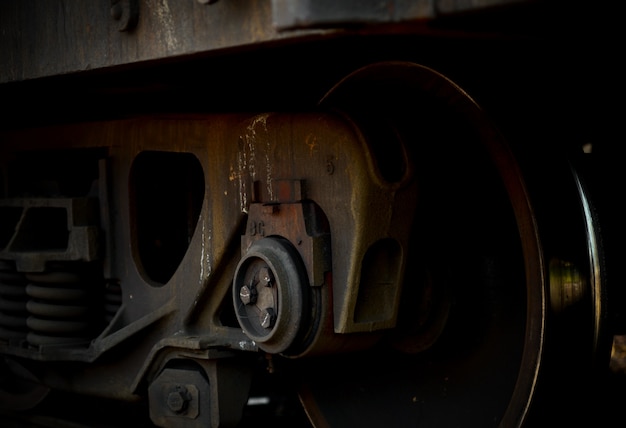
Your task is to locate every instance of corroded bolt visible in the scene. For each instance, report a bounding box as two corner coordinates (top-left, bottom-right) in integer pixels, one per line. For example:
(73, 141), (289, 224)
(258, 266), (274, 287)
(260, 307), (276, 329)
(239, 284), (257, 305)
(167, 386), (191, 414)
(110, 2), (123, 20)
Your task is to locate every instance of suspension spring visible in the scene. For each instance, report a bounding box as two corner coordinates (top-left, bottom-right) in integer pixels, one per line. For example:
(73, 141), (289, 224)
(24, 266), (96, 347)
(0, 261), (29, 343)
(104, 280), (122, 324)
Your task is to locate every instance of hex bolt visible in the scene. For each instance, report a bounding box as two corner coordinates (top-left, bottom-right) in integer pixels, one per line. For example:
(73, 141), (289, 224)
(110, 2), (123, 20)
(258, 266), (274, 287)
(260, 307), (276, 329)
(167, 386), (191, 414)
(239, 284), (257, 305)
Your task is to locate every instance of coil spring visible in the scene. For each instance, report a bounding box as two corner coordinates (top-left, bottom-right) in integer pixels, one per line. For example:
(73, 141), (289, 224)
(0, 261), (29, 343)
(104, 280), (122, 324)
(25, 266), (95, 347)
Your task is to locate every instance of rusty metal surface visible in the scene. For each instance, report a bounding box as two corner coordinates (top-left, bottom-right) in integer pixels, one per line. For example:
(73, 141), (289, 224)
(0, 0), (325, 84)
(0, 111), (413, 405)
(0, 109), (424, 424)
(0, 0), (623, 423)
(0, 0), (539, 84)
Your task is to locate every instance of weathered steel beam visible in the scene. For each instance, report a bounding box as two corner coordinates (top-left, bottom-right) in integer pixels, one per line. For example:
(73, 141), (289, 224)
(0, 0), (324, 83)
(0, 0), (529, 84)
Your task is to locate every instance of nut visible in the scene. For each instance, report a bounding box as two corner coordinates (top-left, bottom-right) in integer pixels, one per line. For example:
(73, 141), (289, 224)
(258, 266), (274, 287)
(239, 284), (257, 305)
(167, 386), (191, 414)
(260, 307), (276, 329)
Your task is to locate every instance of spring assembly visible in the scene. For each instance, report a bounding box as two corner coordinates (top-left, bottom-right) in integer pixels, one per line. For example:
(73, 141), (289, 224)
(104, 280), (122, 324)
(24, 265), (97, 347)
(0, 261), (29, 343)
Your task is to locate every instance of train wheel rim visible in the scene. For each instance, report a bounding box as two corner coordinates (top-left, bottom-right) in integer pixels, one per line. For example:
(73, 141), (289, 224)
(297, 61), (547, 427)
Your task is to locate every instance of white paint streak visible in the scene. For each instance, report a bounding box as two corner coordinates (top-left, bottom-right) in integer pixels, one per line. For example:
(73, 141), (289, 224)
(236, 149), (247, 213)
(237, 114), (273, 212)
(153, 0), (179, 53)
(265, 138), (273, 201)
(246, 137), (256, 180)
(246, 115), (271, 179)
(200, 217), (205, 284)
(206, 233), (211, 277)
(199, 215), (211, 285)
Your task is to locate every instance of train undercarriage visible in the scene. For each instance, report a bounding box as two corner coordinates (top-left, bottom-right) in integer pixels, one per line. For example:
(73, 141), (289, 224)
(1, 1), (624, 426)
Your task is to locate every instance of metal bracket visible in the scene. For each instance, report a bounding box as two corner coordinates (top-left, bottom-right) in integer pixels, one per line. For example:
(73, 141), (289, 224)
(243, 180), (331, 288)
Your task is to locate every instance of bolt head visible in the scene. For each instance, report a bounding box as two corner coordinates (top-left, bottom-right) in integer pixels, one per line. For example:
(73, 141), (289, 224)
(258, 266), (274, 287)
(260, 307), (276, 329)
(167, 387), (190, 414)
(239, 285), (257, 305)
(110, 3), (123, 20)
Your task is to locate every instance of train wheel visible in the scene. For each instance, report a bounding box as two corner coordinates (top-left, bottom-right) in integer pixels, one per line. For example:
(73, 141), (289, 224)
(294, 62), (607, 427)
